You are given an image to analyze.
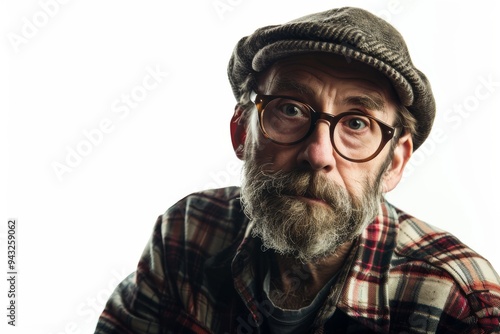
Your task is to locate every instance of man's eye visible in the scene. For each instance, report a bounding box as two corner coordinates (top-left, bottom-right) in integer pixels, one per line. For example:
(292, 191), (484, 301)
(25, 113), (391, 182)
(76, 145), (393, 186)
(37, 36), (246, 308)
(280, 104), (305, 117)
(346, 117), (368, 130)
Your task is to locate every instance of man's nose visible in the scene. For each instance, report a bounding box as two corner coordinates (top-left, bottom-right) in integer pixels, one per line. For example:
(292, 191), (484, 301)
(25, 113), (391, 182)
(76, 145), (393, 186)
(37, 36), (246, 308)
(297, 120), (337, 172)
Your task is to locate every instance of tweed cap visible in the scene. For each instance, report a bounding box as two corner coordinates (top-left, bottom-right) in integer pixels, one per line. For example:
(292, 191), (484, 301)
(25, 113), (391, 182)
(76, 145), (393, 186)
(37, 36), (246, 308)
(228, 7), (435, 150)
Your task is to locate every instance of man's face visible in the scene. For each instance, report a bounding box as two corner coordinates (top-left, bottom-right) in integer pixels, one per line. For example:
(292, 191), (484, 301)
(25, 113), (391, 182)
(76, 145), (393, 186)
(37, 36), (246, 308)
(240, 54), (403, 262)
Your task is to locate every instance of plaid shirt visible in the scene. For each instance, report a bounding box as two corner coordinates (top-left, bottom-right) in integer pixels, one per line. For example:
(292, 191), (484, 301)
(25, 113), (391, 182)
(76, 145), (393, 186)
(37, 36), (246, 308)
(95, 187), (500, 333)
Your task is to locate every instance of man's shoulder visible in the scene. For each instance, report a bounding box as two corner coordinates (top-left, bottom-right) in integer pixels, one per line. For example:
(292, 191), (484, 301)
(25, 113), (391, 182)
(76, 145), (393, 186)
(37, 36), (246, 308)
(165, 186), (242, 215)
(389, 203), (500, 293)
(160, 186), (247, 256)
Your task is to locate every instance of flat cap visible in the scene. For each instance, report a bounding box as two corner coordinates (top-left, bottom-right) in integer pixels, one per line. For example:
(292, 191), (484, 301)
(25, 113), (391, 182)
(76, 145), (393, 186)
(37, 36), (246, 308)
(228, 7), (435, 150)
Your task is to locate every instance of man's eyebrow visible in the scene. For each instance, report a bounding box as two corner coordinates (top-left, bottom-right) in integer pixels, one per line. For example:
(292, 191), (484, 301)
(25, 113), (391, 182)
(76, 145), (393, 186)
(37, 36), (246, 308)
(340, 95), (386, 112)
(270, 78), (316, 97)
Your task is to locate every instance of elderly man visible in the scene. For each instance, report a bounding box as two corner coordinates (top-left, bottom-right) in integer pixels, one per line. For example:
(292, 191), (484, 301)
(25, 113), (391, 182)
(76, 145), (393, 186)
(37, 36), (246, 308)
(95, 7), (500, 333)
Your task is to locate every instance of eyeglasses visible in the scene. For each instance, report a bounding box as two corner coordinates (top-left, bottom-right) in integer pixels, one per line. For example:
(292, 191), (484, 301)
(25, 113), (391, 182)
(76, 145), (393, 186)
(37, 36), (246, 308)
(252, 93), (400, 163)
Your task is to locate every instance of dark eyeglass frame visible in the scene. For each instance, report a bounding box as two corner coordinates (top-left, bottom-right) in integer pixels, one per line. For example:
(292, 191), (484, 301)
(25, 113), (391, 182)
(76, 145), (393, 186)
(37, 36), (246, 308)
(252, 93), (401, 163)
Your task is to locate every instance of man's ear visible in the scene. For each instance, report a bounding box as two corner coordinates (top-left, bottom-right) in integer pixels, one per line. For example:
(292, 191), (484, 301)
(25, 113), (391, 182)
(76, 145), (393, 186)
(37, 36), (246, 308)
(382, 131), (413, 193)
(230, 104), (247, 160)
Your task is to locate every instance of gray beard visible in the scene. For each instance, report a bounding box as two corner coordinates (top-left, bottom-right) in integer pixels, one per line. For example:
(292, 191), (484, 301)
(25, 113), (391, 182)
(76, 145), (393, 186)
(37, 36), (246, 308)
(240, 160), (383, 263)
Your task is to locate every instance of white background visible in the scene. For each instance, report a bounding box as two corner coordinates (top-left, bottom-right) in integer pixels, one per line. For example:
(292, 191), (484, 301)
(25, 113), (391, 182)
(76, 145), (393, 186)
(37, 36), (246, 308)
(2, 0), (499, 333)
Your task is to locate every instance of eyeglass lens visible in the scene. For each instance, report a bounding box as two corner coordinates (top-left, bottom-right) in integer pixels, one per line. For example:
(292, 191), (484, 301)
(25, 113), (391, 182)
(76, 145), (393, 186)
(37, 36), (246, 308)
(261, 98), (385, 161)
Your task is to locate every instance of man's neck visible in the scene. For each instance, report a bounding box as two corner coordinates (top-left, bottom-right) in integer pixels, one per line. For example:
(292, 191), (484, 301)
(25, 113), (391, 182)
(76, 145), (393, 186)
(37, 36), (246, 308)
(268, 241), (354, 309)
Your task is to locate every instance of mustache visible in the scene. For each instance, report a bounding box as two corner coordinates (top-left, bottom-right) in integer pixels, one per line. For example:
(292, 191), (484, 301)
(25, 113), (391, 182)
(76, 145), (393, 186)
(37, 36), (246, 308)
(253, 168), (350, 208)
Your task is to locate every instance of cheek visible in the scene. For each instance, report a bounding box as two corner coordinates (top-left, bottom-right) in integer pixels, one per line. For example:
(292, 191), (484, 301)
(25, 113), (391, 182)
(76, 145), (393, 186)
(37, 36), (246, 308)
(336, 162), (377, 196)
(254, 143), (299, 172)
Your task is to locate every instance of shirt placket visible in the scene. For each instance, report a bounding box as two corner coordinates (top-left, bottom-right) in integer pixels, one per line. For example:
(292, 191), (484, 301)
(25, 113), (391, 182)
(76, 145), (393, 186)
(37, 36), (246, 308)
(312, 238), (361, 332)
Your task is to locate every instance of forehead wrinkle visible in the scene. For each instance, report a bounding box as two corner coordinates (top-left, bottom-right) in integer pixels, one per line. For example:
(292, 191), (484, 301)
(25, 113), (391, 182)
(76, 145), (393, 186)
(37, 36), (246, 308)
(262, 74), (387, 103)
(265, 77), (316, 97)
